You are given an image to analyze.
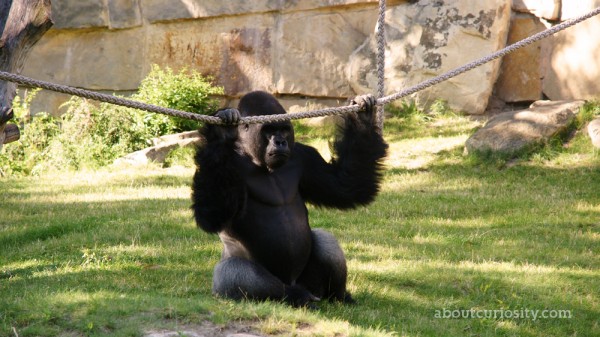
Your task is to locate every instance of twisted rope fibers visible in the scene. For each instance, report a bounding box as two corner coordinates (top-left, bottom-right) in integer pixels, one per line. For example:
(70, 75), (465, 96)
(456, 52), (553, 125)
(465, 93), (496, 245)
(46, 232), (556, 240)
(375, 0), (387, 133)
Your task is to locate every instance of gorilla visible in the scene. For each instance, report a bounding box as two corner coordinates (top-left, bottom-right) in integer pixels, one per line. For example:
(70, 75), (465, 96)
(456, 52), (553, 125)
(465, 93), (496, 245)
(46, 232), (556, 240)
(192, 91), (387, 307)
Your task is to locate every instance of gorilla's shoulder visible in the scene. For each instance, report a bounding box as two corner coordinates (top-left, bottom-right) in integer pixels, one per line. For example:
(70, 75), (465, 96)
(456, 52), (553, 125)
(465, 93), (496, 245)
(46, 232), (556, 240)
(292, 142), (321, 157)
(290, 143), (329, 170)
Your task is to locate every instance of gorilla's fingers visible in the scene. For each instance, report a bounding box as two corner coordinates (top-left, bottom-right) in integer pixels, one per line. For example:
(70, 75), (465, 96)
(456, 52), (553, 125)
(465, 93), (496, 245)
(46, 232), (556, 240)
(350, 96), (365, 110)
(350, 94), (376, 126)
(215, 108), (241, 124)
(351, 94), (376, 113)
(367, 95), (377, 112)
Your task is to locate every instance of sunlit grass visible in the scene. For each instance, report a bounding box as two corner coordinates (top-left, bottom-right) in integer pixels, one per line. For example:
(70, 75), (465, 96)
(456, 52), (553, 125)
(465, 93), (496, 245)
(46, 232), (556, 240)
(1, 114), (599, 336)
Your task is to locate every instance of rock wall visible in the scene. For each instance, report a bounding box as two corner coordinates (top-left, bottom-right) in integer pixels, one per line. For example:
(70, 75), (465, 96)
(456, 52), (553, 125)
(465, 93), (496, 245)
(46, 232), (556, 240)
(542, 0), (600, 100)
(21, 0), (600, 116)
(496, 0), (600, 104)
(348, 0), (511, 115)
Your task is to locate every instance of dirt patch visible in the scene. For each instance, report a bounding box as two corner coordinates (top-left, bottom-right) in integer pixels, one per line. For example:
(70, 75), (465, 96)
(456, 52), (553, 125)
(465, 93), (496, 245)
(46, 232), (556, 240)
(144, 320), (264, 337)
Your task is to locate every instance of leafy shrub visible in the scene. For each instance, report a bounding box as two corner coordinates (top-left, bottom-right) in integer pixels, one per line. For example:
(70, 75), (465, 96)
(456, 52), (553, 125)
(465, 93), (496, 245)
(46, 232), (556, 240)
(0, 66), (223, 176)
(52, 97), (151, 169)
(0, 89), (60, 176)
(134, 65), (224, 134)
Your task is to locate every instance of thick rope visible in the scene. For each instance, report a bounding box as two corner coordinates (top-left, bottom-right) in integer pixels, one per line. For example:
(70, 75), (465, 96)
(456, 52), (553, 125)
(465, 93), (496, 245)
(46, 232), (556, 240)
(0, 70), (224, 125)
(1, 6), (600, 125)
(375, 0), (386, 133)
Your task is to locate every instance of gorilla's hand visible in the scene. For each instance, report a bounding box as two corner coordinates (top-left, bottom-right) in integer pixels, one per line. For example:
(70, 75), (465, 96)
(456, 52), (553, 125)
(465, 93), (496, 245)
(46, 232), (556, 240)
(216, 108), (241, 125)
(213, 108), (241, 140)
(284, 284), (320, 308)
(350, 94), (377, 127)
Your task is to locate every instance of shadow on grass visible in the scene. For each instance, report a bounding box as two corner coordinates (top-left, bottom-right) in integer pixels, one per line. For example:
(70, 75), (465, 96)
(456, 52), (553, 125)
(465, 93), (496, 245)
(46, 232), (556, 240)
(324, 268), (597, 337)
(1, 182), (221, 335)
(1, 266), (215, 336)
(311, 160), (599, 335)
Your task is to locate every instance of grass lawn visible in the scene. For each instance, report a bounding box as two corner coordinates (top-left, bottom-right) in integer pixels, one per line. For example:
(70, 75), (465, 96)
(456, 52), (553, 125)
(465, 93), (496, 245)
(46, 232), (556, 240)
(1, 113), (599, 336)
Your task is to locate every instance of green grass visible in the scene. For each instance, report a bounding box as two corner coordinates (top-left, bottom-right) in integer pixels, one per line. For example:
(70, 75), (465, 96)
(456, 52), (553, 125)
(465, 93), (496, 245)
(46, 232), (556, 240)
(1, 112), (599, 337)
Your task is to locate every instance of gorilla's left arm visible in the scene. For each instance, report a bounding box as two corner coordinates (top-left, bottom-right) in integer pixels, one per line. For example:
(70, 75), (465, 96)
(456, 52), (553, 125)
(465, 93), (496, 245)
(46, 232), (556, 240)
(299, 96), (388, 209)
(192, 109), (247, 233)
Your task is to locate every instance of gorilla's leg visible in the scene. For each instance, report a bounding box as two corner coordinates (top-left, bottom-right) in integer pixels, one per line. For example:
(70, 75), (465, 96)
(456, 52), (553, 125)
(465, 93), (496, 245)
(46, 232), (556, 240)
(213, 256), (317, 307)
(297, 229), (353, 303)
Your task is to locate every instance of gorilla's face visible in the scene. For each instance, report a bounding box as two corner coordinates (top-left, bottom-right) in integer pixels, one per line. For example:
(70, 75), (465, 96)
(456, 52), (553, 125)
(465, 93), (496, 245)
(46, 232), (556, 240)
(236, 91), (296, 171)
(240, 121), (294, 171)
(263, 122), (294, 170)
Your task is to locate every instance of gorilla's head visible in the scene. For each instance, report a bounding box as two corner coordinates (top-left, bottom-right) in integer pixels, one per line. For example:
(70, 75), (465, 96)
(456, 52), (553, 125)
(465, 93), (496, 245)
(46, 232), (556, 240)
(237, 91), (295, 171)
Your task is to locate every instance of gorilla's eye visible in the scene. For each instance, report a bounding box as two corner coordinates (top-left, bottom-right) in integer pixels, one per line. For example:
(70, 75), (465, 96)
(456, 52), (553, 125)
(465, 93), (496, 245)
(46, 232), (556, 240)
(262, 125), (277, 133)
(262, 124), (290, 137)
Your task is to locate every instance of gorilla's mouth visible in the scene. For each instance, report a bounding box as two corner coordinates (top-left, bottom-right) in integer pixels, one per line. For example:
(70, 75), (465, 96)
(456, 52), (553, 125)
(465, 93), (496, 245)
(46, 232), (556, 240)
(266, 151), (290, 170)
(268, 151), (289, 158)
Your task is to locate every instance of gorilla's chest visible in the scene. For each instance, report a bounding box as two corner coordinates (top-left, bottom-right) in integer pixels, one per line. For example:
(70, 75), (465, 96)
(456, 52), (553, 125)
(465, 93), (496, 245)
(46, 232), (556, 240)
(244, 161), (302, 206)
(234, 158), (311, 283)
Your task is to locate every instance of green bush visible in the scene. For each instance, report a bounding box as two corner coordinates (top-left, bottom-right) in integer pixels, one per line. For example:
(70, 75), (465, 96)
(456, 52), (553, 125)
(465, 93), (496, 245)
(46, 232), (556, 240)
(0, 66), (223, 176)
(0, 89), (60, 176)
(53, 97), (151, 170)
(136, 65), (224, 133)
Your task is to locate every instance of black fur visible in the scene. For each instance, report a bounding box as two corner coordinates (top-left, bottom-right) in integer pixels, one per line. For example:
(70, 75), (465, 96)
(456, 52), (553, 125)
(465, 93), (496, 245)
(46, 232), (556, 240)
(192, 91), (387, 307)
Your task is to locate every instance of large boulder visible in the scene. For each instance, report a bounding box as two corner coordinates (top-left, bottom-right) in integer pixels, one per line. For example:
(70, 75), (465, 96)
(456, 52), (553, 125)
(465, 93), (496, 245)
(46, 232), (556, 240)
(588, 118), (600, 149)
(348, 0), (512, 115)
(465, 100), (585, 155)
(494, 13), (547, 103)
(543, 0), (600, 100)
(114, 130), (202, 166)
(512, 0), (560, 20)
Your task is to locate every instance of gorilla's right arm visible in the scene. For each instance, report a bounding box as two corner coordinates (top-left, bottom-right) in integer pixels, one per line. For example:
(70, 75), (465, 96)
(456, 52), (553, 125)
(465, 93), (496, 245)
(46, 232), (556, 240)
(192, 109), (247, 233)
(298, 95), (388, 209)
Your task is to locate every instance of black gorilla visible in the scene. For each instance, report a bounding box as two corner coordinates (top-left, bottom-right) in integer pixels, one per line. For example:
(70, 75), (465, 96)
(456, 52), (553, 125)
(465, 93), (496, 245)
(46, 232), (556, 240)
(192, 91), (387, 306)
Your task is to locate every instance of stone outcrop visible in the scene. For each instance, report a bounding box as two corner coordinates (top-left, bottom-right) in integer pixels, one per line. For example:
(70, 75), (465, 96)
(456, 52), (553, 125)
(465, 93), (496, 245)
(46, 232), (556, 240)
(348, 0), (512, 115)
(588, 118), (600, 148)
(494, 13), (547, 102)
(542, 0), (600, 101)
(114, 130), (202, 166)
(465, 100), (585, 155)
(491, 0), (600, 104)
